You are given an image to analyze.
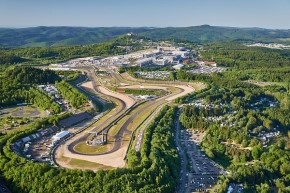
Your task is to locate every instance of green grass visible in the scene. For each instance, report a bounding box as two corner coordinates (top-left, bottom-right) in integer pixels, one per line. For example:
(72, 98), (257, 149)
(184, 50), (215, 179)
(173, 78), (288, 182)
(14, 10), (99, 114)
(69, 158), (100, 167)
(107, 100), (162, 136)
(58, 156), (113, 170)
(74, 142), (109, 154)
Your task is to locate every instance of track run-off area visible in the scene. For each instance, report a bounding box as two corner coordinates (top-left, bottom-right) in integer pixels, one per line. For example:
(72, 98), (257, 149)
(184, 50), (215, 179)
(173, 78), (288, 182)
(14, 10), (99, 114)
(55, 67), (202, 170)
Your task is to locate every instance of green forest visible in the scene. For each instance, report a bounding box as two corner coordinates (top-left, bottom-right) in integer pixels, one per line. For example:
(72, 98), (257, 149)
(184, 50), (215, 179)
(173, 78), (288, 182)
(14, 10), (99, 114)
(0, 67), (61, 113)
(0, 27), (152, 48)
(0, 35), (140, 66)
(55, 70), (82, 81)
(176, 69), (290, 192)
(55, 80), (88, 108)
(200, 43), (290, 69)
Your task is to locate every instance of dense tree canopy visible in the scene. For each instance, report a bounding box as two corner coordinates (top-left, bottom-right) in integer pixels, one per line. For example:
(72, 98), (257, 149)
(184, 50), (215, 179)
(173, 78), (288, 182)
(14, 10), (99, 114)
(55, 81), (88, 108)
(200, 43), (290, 69)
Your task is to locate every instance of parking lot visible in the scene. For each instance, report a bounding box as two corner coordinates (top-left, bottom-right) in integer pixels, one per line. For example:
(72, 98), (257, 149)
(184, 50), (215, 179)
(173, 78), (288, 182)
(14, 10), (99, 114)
(188, 66), (225, 74)
(0, 181), (11, 193)
(179, 129), (222, 193)
(10, 126), (60, 164)
(27, 133), (56, 163)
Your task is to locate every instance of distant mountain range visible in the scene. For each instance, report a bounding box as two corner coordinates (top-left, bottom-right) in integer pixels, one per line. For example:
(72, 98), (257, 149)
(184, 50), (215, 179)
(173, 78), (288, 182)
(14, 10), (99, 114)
(0, 25), (290, 48)
(0, 27), (152, 48)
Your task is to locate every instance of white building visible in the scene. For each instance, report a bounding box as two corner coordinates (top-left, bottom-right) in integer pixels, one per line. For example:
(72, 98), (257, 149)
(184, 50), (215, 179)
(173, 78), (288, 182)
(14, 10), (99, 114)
(52, 131), (70, 142)
(173, 64), (184, 70)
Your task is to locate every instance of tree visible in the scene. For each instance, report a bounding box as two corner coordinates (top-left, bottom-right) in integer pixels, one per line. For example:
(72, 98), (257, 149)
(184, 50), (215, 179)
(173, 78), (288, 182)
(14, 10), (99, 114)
(256, 183), (271, 193)
(169, 72), (176, 81)
(252, 144), (263, 160)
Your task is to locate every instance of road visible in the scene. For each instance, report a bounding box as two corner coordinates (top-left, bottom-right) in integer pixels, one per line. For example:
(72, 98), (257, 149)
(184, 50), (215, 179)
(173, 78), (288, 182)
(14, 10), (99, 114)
(178, 113), (222, 192)
(0, 180), (11, 193)
(54, 69), (196, 169)
(67, 70), (192, 155)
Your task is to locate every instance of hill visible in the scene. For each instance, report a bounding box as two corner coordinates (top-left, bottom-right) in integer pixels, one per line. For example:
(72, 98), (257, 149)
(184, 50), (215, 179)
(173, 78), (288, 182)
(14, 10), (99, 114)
(142, 25), (290, 43)
(1, 25), (290, 48)
(0, 26), (152, 48)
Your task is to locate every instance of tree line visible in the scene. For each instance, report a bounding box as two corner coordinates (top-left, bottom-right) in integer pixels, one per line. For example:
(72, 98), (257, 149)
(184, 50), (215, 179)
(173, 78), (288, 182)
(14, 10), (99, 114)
(55, 80), (88, 108)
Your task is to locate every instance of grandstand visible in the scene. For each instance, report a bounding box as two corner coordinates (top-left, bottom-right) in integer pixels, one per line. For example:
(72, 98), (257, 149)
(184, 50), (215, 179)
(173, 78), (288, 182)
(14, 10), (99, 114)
(52, 131), (70, 142)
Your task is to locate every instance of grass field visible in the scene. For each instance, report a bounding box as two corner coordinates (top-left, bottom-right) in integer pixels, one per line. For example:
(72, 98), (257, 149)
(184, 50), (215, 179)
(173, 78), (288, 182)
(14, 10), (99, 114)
(126, 100), (165, 132)
(84, 97), (126, 134)
(74, 141), (111, 154)
(58, 155), (113, 170)
(108, 99), (166, 137)
(107, 101), (152, 136)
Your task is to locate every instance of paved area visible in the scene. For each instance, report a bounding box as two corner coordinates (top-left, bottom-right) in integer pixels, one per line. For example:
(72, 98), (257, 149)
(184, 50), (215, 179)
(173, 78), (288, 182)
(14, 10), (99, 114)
(176, 108), (223, 193)
(181, 128), (222, 193)
(188, 66), (225, 74)
(175, 109), (187, 193)
(0, 181), (11, 193)
(0, 105), (40, 118)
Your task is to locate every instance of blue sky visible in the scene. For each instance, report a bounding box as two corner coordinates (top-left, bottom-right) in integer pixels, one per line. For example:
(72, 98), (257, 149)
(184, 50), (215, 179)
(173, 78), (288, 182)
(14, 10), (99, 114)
(0, 0), (289, 29)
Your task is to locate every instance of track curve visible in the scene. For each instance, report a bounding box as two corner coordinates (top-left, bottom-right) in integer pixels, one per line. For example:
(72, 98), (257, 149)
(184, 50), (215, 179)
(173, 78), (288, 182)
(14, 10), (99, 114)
(54, 69), (196, 168)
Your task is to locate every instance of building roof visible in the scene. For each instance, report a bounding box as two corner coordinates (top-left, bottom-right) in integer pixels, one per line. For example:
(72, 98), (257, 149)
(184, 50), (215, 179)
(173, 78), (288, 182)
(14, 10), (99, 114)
(172, 64), (184, 69)
(204, 61), (217, 65)
(53, 131), (70, 141)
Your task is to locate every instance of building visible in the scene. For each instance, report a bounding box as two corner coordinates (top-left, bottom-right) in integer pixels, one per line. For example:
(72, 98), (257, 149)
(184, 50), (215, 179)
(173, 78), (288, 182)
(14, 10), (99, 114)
(173, 64), (184, 70)
(135, 58), (153, 67)
(153, 58), (169, 66)
(52, 131), (70, 142)
(204, 61), (217, 67)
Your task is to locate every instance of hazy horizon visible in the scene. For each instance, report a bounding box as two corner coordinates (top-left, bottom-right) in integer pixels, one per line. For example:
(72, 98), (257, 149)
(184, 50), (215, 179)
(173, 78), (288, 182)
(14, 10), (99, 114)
(1, 0), (290, 29)
(0, 25), (289, 30)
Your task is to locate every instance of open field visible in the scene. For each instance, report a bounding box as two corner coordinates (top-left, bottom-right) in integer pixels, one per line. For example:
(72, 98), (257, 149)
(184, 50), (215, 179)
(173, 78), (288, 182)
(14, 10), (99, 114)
(126, 100), (166, 132)
(0, 105), (43, 118)
(74, 141), (112, 154)
(81, 80), (134, 109)
(56, 153), (113, 171)
(98, 86), (135, 108)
